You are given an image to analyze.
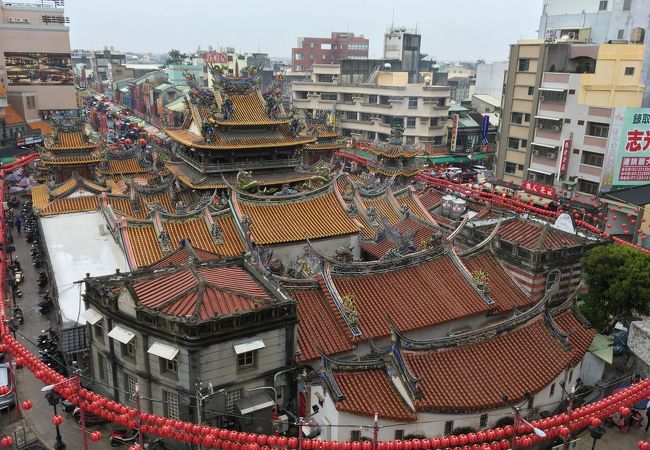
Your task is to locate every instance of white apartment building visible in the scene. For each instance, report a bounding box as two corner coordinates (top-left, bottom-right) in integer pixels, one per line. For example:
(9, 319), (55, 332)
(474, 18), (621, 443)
(292, 65), (450, 146)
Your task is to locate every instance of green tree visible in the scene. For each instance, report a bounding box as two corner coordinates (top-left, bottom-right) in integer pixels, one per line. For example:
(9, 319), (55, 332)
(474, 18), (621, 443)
(580, 244), (650, 334)
(166, 49), (188, 66)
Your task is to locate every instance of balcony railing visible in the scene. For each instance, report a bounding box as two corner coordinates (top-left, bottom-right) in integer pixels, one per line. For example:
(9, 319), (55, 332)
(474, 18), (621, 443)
(178, 152), (301, 174)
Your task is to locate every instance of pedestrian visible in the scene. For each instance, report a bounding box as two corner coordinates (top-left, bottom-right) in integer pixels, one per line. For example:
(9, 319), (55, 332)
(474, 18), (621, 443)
(14, 216), (21, 234)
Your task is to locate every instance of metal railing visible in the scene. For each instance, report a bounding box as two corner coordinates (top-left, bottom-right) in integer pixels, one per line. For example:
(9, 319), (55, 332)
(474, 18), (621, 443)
(178, 152), (300, 173)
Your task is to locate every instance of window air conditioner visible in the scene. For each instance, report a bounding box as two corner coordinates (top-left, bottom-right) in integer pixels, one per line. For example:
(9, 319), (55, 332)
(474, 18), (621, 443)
(539, 96), (545, 102)
(548, 152), (557, 159)
(562, 190), (573, 199)
(24, 18), (30, 23)
(553, 125), (561, 131)
(8, 18), (15, 22)
(536, 123), (543, 129)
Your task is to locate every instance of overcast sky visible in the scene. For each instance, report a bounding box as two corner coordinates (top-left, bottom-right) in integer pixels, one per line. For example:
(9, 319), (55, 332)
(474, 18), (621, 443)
(66, 0), (542, 61)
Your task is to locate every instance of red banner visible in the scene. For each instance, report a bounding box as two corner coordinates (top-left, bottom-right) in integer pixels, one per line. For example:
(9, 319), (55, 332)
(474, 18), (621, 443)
(523, 180), (555, 197)
(559, 139), (571, 179)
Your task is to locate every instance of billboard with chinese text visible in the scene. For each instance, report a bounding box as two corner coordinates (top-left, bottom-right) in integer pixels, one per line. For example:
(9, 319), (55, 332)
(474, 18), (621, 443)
(603, 108), (650, 188)
(4, 52), (73, 86)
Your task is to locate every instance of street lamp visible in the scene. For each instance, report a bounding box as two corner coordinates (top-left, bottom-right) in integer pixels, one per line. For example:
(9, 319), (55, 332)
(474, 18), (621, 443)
(501, 395), (546, 449)
(45, 391), (65, 450)
(559, 378), (583, 450)
(42, 373), (88, 450)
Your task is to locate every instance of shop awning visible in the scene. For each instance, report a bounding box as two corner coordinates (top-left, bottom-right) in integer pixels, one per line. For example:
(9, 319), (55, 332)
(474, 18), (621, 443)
(539, 87), (566, 92)
(528, 168), (554, 176)
(535, 115), (563, 121)
(108, 325), (135, 344)
(233, 338), (265, 355)
(237, 392), (275, 415)
(83, 308), (103, 325)
(428, 156), (457, 163)
(589, 334), (613, 364)
(532, 142), (558, 149)
(148, 341), (179, 360)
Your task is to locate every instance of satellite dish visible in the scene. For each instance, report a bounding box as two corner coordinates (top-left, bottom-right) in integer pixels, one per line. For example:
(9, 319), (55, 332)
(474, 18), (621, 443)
(383, 63), (392, 70)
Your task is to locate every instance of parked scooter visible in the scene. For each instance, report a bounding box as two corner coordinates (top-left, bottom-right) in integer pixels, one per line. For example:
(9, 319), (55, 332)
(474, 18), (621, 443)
(38, 295), (54, 314)
(37, 271), (48, 287)
(110, 429), (140, 447)
(13, 306), (23, 326)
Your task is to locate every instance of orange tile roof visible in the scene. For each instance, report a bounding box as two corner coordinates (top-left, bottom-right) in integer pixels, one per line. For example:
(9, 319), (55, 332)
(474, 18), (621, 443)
(238, 190), (360, 245)
(333, 370), (416, 422)
(215, 93), (286, 126)
(50, 178), (77, 197)
(46, 132), (97, 151)
(1, 105), (25, 126)
(29, 121), (52, 135)
(162, 214), (245, 257)
(106, 197), (147, 220)
(125, 224), (163, 267)
(354, 211), (377, 240)
(292, 286), (356, 363)
(142, 192), (174, 213)
(367, 165), (421, 177)
(407, 311), (595, 411)
(359, 195), (402, 226)
(462, 251), (533, 312)
(39, 196), (99, 216)
(99, 158), (146, 175)
(394, 189), (434, 222)
(360, 217), (436, 259)
(368, 145), (421, 158)
(41, 153), (103, 165)
(331, 254), (489, 340)
(304, 142), (342, 151)
(165, 124), (315, 150)
(31, 184), (50, 210)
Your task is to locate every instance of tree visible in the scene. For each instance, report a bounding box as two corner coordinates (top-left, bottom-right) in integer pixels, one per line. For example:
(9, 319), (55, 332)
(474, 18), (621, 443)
(579, 244), (650, 334)
(166, 49), (188, 66)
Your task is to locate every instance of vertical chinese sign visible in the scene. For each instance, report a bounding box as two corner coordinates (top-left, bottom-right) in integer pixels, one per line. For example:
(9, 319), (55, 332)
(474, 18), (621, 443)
(480, 115), (490, 152)
(612, 108), (650, 186)
(450, 114), (459, 153)
(558, 139), (571, 181)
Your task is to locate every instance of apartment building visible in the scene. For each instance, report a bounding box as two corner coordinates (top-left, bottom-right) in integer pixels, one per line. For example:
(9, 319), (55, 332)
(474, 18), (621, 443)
(496, 40), (644, 198)
(539, 0), (650, 106)
(291, 32), (368, 72)
(292, 65), (450, 147)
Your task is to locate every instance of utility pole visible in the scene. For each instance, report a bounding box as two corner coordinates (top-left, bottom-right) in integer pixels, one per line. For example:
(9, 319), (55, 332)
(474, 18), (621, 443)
(135, 383), (144, 450)
(561, 378), (583, 450)
(372, 413), (379, 450)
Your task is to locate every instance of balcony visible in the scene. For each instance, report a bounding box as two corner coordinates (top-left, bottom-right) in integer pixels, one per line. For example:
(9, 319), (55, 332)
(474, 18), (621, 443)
(177, 152), (300, 174)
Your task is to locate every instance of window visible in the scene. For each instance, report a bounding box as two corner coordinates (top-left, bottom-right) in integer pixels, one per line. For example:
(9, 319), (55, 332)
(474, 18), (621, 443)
(321, 55), (327, 60)
(161, 357), (178, 374)
(394, 430), (404, 440)
(546, 271), (559, 291)
(525, 114), (531, 123)
(511, 112), (523, 124)
(625, 67), (635, 76)
(321, 93), (337, 101)
(121, 339), (136, 359)
(379, 96), (390, 105)
(618, 29), (625, 39)
(97, 354), (108, 381)
(295, 53), (303, 61)
(507, 137), (520, 149)
(125, 373), (137, 402)
(237, 350), (256, 369)
(586, 122), (609, 138)
(430, 117), (439, 126)
(350, 431), (361, 441)
(367, 131), (376, 140)
(599, 0), (608, 11)
(444, 421), (454, 435)
(406, 117), (416, 128)
(528, 86), (534, 95)
(540, 90), (567, 103)
(26, 96), (36, 109)
(536, 117), (562, 131)
(549, 383), (556, 398)
(342, 93), (353, 102)
(93, 320), (103, 341)
(163, 391), (180, 419)
(225, 389), (241, 414)
(368, 95), (377, 104)
(296, 65), (303, 71)
(518, 59), (530, 72)
(581, 151), (604, 167)
(406, 136), (415, 144)
(505, 162), (517, 174)
(346, 111), (357, 120)
(578, 179), (600, 195)
(479, 414), (489, 429)
(623, 0), (632, 10)
(360, 112), (371, 121)
(521, 139), (528, 148)
(408, 97), (418, 108)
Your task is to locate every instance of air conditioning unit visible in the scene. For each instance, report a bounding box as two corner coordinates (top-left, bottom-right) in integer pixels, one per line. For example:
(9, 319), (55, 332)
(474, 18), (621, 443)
(533, 149), (540, 156)
(15, 18), (22, 22)
(8, 18), (15, 22)
(539, 95), (545, 102)
(568, 32), (577, 40)
(536, 123), (543, 129)
(562, 190), (574, 199)
(548, 152), (557, 159)
(553, 125), (561, 131)
(24, 18), (30, 23)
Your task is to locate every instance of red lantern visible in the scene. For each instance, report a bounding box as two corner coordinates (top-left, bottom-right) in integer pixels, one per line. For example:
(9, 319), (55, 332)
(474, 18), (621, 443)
(52, 415), (64, 426)
(129, 446), (141, 450)
(590, 418), (601, 427)
(638, 441), (650, 450)
(90, 431), (102, 442)
(288, 438), (298, 449)
(21, 400), (32, 410)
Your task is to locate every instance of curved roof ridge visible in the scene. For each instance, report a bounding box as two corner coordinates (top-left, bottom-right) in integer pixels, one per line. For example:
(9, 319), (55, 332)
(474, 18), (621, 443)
(236, 179), (334, 203)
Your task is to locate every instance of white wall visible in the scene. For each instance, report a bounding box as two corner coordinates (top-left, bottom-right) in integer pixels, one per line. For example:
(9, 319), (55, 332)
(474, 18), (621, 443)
(475, 62), (508, 99)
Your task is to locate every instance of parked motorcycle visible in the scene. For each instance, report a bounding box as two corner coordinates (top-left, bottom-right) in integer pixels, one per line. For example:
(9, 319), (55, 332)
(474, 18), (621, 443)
(38, 295), (53, 314)
(110, 428), (140, 447)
